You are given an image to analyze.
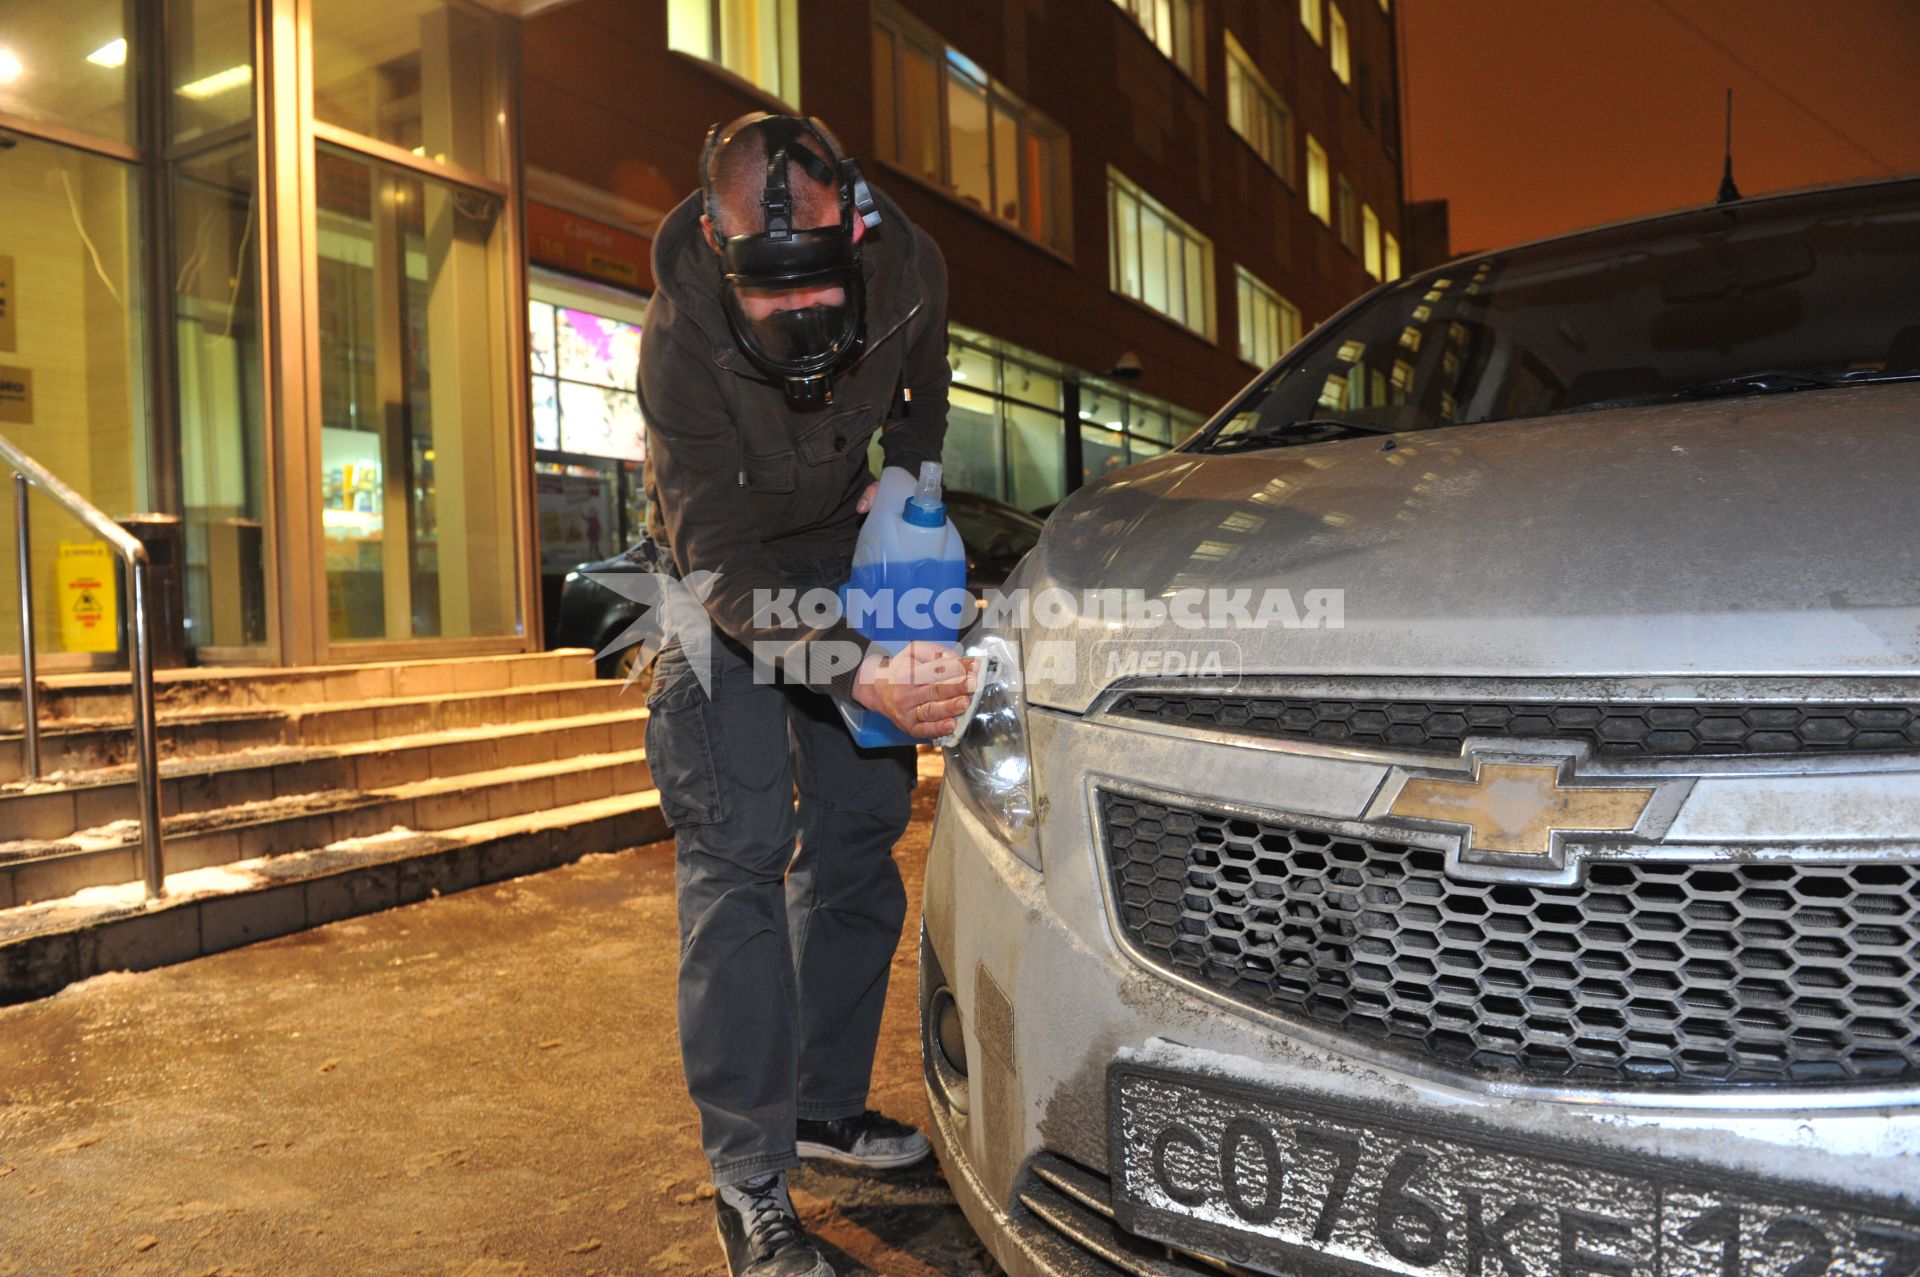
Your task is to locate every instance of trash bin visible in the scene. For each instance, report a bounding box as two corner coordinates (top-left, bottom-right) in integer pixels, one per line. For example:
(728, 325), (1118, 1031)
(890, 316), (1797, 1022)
(116, 513), (188, 669)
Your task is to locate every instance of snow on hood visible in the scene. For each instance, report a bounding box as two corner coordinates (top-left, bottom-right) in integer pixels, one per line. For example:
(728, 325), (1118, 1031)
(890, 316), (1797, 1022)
(1014, 383), (1920, 713)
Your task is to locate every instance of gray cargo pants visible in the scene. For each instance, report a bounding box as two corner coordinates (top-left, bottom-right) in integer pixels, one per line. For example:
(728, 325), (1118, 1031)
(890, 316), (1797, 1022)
(645, 628), (915, 1187)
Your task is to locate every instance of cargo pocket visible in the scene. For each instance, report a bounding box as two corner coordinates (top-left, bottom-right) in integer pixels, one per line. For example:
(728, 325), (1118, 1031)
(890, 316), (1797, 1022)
(645, 654), (728, 826)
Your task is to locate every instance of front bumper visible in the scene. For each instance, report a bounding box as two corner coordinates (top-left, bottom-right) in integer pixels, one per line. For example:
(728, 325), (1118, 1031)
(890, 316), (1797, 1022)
(921, 704), (1920, 1277)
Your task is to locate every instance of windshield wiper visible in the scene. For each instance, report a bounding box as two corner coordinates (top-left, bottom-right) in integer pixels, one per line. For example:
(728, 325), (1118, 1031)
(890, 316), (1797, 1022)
(1577, 369), (1915, 414)
(1204, 418), (1403, 453)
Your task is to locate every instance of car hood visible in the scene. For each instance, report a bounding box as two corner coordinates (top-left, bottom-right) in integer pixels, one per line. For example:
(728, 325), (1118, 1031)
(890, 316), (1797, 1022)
(1015, 382), (1920, 713)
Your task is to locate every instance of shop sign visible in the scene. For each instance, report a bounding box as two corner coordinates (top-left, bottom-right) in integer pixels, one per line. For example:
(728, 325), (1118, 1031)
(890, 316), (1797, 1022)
(528, 203), (653, 292)
(0, 366), (30, 424)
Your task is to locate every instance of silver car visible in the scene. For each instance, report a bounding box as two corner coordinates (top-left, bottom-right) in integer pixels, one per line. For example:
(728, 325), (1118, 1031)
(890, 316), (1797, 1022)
(923, 176), (1920, 1277)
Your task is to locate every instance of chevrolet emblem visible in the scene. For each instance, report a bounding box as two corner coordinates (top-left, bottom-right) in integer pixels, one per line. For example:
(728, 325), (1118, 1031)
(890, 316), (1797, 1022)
(1387, 760), (1655, 857)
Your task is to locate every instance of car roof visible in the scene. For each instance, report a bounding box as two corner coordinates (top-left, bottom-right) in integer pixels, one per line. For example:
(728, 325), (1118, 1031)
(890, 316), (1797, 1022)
(1409, 172), (1920, 287)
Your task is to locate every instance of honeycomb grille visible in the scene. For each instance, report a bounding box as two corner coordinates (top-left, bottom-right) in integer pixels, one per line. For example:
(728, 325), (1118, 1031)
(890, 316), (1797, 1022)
(1107, 692), (1920, 758)
(1100, 791), (1920, 1087)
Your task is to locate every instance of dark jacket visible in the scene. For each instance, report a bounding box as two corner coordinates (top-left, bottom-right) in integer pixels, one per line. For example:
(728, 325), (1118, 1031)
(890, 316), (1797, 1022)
(639, 186), (950, 701)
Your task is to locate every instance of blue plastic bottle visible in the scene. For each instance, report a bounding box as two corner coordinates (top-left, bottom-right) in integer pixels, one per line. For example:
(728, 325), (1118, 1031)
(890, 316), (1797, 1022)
(837, 462), (971, 747)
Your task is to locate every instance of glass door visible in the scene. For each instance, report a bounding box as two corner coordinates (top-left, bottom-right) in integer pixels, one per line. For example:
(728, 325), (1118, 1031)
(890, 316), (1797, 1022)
(300, 0), (527, 655)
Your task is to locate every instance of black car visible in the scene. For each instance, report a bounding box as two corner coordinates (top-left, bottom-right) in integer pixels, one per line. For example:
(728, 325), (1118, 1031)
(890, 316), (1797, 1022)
(553, 488), (1045, 680)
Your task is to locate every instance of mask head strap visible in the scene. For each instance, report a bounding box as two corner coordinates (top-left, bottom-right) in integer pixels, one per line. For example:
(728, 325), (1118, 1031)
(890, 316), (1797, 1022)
(699, 112), (883, 243)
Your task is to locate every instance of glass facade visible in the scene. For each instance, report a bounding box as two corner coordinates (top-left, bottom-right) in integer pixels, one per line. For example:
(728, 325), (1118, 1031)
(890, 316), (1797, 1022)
(0, 0), (136, 143)
(943, 330), (1067, 511)
(314, 146), (517, 642)
(1077, 379), (1198, 488)
(0, 132), (149, 658)
(916, 326), (1203, 515)
(4, 0), (528, 672)
(310, 1), (522, 649)
(311, 0), (503, 176)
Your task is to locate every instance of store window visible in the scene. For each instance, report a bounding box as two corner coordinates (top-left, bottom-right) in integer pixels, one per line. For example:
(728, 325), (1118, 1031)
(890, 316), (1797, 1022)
(1108, 167), (1214, 340)
(312, 0), (505, 178)
(1306, 135), (1331, 225)
(526, 270), (650, 642)
(1225, 32), (1291, 182)
(873, 7), (1070, 254)
(1107, 0), (1201, 80)
(1235, 266), (1300, 369)
(669, 0), (800, 107)
(1329, 3), (1351, 85)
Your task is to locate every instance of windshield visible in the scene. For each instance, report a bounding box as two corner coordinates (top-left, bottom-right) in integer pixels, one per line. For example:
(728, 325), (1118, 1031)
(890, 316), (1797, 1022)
(1199, 180), (1920, 453)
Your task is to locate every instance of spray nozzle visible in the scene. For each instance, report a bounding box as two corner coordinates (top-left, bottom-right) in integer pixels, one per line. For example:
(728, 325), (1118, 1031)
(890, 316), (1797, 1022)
(903, 461), (947, 527)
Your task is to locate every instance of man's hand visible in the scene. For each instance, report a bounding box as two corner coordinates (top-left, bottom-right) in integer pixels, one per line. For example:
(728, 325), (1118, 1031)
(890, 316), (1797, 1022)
(852, 642), (978, 740)
(856, 480), (878, 514)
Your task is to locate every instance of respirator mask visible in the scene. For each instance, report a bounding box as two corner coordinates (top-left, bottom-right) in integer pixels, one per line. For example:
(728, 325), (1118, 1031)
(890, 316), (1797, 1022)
(700, 113), (884, 410)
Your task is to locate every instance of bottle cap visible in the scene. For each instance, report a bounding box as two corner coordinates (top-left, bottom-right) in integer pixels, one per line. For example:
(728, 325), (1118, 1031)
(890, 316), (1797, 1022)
(903, 460), (946, 527)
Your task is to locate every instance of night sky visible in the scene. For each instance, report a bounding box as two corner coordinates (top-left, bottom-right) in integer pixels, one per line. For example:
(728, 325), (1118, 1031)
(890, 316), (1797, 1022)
(1401, 0), (1920, 253)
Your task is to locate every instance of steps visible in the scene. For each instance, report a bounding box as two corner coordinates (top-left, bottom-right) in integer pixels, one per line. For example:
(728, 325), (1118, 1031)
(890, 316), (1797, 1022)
(0, 650), (670, 1001)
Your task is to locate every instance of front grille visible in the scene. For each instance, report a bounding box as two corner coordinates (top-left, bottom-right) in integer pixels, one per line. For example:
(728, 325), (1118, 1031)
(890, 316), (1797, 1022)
(1107, 691), (1920, 758)
(1100, 791), (1920, 1087)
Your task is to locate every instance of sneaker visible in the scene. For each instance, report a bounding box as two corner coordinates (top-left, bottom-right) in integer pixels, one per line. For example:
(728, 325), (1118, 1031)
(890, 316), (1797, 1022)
(714, 1172), (835, 1277)
(795, 1110), (932, 1170)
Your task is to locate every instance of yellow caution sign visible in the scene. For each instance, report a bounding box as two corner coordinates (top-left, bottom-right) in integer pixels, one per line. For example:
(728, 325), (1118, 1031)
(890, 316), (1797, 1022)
(57, 541), (118, 653)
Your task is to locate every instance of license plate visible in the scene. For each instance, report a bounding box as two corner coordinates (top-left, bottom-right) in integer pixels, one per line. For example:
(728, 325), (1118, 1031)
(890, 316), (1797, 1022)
(1110, 1064), (1920, 1277)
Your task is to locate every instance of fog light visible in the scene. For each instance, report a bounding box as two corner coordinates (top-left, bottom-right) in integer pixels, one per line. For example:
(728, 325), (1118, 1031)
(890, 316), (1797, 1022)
(934, 988), (969, 1079)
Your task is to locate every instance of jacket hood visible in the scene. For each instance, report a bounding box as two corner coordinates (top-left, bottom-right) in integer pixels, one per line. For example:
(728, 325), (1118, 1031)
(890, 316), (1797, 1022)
(647, 185), (922, 377)
(1014, 383), (1920, 713)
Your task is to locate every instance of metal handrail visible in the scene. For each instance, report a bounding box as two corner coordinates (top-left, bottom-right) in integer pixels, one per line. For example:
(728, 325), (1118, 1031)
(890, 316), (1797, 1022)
(3, 432), (165, 900)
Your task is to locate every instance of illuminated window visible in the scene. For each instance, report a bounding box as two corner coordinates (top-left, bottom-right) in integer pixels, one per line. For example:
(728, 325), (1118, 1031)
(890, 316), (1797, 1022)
(1384, 231), (1402, 280)
(1109, 167), (1215, 340)
(1235, 265), (1301, 368)
(1108, 0), (1201, 79)
(1336, 174), (1357, 252)
(1300, 0), (1324, 46)
(1225, 31), (1291, 181)
(1329, 3), (1351, 85)
(1306, 135), (1330, 224)
(1362, 204), (1381, 279)
(874, 7), (1070, 253)
(668, 0), (800, 106)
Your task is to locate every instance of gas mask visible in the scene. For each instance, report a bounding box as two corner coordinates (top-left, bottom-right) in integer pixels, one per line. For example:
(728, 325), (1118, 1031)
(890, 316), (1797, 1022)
(700, 113), (883, 411)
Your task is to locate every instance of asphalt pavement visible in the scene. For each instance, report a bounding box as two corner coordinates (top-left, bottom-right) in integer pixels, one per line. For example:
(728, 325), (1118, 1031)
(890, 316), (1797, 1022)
(0, 756), (997, 1276)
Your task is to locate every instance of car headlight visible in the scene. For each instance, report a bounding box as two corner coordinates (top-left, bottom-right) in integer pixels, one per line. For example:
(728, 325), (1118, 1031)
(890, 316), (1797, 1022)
(945, 629), (1041, 869)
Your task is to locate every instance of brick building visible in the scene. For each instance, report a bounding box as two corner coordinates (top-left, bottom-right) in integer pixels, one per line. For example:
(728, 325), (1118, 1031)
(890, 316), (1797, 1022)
(0, 0), (1404, 673)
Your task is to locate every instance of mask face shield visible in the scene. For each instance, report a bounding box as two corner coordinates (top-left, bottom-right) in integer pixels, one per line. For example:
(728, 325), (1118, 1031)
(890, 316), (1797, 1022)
(717, 227), (866, 409)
